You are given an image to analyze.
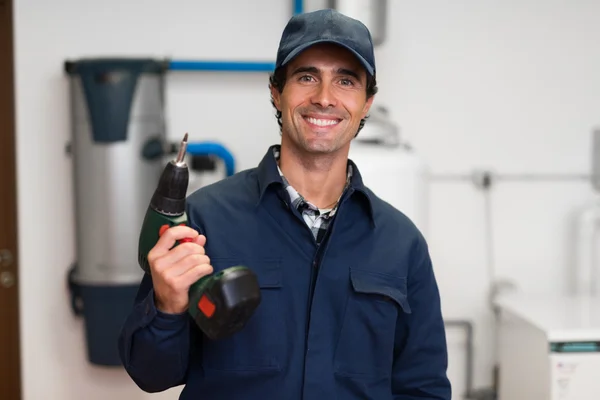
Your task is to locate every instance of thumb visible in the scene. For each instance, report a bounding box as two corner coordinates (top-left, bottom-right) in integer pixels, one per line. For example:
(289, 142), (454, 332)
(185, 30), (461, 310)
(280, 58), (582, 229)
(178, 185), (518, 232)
(195, 234), (207, 247)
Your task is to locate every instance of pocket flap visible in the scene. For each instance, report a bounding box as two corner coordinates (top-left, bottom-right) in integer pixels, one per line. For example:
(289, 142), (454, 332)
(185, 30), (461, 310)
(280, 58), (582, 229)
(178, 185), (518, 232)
(349, 268), (411, 314)
(211, 258), (282, 289)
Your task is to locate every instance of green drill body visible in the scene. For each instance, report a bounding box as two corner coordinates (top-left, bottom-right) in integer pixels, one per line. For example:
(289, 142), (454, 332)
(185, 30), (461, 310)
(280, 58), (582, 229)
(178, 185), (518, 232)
(137, 134), (261, 340)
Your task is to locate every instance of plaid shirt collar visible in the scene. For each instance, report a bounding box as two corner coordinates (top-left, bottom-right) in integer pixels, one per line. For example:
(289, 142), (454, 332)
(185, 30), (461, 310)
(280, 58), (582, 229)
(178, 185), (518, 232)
(272, 145), (352, 218)
(254, 144), (376, 231)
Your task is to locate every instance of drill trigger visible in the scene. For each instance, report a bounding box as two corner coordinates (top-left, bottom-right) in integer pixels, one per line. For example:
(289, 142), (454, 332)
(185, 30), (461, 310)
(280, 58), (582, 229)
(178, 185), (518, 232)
(159, 224), (170, 236)
(158, 224), (192, 243)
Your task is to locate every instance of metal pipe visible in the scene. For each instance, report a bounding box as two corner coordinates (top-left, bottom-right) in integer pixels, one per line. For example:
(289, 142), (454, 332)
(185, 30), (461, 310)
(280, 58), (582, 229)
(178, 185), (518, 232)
(444, 319), (474, 399)
(185, 141), (236, 177)
(574, 202), (600, 295)
(430, 172), (592, 183)
(294, 0), (304, 14)
(167, 60), (275, 72)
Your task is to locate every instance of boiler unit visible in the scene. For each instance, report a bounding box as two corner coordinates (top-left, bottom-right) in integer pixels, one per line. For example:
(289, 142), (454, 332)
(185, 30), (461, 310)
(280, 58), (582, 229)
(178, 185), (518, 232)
(348, 106), (429, 236)
(64, 58), (236, 366)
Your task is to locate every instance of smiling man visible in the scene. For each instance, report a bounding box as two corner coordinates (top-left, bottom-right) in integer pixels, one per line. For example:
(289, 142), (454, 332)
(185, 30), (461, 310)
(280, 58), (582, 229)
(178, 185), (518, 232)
(119, 8), (452, 400)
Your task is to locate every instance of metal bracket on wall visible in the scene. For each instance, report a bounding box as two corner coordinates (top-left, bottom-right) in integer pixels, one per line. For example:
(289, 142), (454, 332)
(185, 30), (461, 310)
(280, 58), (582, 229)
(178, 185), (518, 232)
(167, 0), (303, 73)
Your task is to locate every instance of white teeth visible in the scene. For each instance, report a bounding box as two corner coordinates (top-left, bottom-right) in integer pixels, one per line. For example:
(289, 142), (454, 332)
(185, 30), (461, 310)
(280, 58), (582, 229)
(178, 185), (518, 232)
(306, 117), (339, 127)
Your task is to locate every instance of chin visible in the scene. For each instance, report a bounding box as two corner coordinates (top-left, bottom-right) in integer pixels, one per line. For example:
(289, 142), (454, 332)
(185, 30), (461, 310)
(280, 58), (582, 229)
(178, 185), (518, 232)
(301, 140), (343, 155)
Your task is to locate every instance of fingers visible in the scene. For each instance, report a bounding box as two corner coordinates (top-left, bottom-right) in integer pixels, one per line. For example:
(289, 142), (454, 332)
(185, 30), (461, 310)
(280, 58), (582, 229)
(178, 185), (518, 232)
(162, 252), (211, 277)
(160, 257), (213, 295)
(152, 242), (206, 273)
(194, 234), (206, 247)
(180, 262), (213, 284)
(148, 225), (201, 263)
(147, 225), (214, 305)
(159, 225), (199, 250)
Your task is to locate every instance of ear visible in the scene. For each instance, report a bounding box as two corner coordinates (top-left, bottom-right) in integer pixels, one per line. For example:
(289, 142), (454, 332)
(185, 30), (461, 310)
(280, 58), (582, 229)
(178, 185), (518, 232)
(361, 95), (375, 119)
(270, 84), (281, 111)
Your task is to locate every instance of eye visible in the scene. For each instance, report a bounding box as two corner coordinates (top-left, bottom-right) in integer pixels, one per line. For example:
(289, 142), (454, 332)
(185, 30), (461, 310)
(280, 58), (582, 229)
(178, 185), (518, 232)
(339, 78), (354, 86)
(298, 75), (315, 82)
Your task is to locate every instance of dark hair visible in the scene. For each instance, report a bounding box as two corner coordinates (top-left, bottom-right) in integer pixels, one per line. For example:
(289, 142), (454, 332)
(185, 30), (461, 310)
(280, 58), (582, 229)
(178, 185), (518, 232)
(268, 66), (378, 137)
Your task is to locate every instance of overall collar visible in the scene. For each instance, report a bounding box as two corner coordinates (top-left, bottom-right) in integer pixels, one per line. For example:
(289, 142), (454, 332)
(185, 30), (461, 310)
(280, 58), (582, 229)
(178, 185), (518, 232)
(256, 144), (376, 226)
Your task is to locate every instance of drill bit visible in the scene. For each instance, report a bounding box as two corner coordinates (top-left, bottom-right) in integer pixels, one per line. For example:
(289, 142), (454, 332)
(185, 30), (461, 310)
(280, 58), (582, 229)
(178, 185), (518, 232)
(175, 133), (189, 165)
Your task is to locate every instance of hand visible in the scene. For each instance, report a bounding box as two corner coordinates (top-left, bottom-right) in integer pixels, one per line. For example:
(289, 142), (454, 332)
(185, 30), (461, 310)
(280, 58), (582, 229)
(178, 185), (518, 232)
(146, 225), (213, 314)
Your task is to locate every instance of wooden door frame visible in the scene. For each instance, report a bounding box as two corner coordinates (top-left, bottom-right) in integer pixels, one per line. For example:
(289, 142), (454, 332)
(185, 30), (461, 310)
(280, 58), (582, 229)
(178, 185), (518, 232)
(0, 0), (22, 398)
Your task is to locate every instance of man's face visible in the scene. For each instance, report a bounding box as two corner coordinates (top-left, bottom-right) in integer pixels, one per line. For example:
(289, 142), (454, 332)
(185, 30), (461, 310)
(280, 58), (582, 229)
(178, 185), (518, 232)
(271, 43), (374, 156)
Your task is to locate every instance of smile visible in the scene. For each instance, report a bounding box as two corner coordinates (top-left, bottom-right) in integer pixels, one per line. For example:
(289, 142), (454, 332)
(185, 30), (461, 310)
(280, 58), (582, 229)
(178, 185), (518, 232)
(303, 116), (341, 127)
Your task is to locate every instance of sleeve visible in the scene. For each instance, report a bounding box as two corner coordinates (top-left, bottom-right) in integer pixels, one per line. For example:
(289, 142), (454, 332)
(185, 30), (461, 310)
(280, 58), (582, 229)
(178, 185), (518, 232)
(392, 237), (452, 400)
(118, 272), (193, 393)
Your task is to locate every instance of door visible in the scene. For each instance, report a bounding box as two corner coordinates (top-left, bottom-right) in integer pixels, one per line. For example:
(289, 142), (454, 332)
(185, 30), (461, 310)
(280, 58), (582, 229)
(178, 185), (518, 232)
(0, 0), (22, 398)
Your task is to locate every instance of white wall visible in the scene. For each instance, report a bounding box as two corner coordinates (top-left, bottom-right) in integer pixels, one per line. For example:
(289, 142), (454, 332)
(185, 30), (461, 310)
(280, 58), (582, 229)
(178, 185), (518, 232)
(13, 0), (600, 399)
(376, 2), (600, 396)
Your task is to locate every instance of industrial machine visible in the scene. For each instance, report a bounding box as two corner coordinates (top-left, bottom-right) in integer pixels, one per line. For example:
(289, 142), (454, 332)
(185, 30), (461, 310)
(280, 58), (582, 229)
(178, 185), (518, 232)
(348, 106), (429, 235)
(65, 58), (237, 366)
(495, 292), (600, 400)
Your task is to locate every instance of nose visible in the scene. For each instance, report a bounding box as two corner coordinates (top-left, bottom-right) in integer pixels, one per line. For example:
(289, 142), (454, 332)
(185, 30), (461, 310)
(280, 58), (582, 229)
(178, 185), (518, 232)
(310, 81), (337, 109)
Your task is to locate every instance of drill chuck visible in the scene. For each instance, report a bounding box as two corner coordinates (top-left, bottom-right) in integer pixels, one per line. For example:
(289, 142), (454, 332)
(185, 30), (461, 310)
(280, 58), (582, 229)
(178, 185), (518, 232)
(150, 161), (189, 216)
(149, 133), (189, 216)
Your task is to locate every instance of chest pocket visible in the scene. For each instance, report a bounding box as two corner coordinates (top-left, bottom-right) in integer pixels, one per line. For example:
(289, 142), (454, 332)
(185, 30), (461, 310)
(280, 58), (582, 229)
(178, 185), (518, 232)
(334, 267), (411, 379)
(200, 257), (284, 374)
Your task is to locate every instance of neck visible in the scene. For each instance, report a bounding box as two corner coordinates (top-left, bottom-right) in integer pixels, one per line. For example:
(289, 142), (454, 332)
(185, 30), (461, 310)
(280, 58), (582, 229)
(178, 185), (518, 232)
(278, 140), (349, 209)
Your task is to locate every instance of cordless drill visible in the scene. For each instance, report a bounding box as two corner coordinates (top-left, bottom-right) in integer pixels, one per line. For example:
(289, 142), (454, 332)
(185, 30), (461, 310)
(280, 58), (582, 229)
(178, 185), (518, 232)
(138, 133), (262, 340)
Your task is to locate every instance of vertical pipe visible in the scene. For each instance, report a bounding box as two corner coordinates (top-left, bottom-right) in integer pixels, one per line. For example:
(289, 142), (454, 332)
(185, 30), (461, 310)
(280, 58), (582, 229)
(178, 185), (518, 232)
(574, 203), (600, 295)
(444, 319), (474, 399)
(591, 129), (600, 191)
(294, 0), (304, 14)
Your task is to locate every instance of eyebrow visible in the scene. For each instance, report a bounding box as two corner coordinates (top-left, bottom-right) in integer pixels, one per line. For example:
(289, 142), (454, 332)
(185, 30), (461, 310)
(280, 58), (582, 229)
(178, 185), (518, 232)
(291, 66), (361, 81)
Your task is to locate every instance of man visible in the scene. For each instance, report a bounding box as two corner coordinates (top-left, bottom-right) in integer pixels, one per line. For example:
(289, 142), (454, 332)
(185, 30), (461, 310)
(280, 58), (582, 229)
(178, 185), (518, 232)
(118, 8), (451, 400)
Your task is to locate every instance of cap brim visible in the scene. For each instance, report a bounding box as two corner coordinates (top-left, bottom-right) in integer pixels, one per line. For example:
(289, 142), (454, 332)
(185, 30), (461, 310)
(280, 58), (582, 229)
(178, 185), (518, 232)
(281, 39), (374, 76)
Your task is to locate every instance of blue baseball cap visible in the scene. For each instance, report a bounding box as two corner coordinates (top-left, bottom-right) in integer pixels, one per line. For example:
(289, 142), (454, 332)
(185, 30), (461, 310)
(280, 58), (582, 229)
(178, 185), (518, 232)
(275, 9), (376, 77)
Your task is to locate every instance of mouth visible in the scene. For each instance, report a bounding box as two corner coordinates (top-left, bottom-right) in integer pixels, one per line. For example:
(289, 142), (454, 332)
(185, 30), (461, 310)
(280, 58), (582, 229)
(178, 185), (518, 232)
(302, 115), (342, 129)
